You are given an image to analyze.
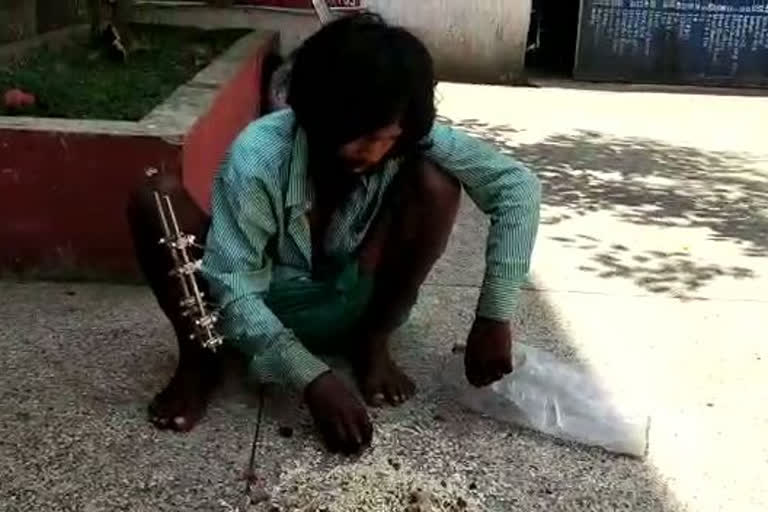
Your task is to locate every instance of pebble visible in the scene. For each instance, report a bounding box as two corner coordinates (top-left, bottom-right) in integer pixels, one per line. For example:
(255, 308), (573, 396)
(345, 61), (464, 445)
(405, 489), (438, 511)
(248, 486), (270, 505)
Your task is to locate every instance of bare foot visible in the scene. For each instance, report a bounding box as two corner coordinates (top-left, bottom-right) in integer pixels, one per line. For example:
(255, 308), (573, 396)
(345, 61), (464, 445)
(353, 332), (416, 407)
(148, 355), (218, 432)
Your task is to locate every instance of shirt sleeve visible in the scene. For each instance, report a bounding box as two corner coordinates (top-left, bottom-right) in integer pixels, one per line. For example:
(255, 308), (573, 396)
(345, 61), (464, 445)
(425, 123), (541, 321)
(201, 145), (329, 390)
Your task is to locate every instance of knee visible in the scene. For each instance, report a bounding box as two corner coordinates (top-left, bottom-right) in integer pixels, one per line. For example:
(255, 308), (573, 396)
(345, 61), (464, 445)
(398, 159), (461, 257)
(126, 172), (184, 226)
(412, 159), (461, 225)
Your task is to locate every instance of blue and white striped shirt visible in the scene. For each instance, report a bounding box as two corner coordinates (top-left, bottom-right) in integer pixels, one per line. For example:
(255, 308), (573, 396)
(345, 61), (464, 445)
(202, 109), (540, 389)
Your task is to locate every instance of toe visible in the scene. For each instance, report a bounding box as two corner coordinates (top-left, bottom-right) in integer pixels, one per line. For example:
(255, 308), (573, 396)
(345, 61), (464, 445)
(150, 415), (171, 429)
(365, 390), (386, 407)
(372, 391), (386, 407)
(148, 402), (171, 429)
(391, 371), (416, 405)
(172, 416), (189, 431)
(404, 375), (417, 398)
(384, 380), (402, 405)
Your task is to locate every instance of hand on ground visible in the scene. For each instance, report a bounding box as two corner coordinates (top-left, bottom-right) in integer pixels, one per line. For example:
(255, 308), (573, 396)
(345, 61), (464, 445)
(464, 317), (513, 387)
(305, 371), (373, 454)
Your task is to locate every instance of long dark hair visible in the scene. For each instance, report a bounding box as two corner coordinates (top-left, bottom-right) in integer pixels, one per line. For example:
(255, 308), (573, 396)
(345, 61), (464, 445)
(287, 12), (436, 161)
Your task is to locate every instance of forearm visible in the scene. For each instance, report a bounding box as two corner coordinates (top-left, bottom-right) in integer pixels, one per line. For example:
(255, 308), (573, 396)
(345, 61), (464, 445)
(201, 173), (328, 390)
(476, 169), (541, 320)
(219, 295), (330, 389)
(425, 122), (541, 321)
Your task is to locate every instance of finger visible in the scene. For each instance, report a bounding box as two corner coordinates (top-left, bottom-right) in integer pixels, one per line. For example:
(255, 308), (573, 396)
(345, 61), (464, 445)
(399, 380), (416, 404)
(361, 416), (374, 446)
(334, 419), (354, 454)
(465, 358), (482, 386)
(478, 377), (495, 388)
(346, 419), (364, 450)
(474, 361), (494, 387)
(368, 392), (385, 407)
(487, 364), (505, 382)
(472, 365), (498, 387)
(323, 432), (340, 453)
(384, 381), (400, 406)
(466, 366), (484, 387)
(339, 426), (360, 455)
(344, 407), (373, 454)
(469, 374), (492, 388)
(319, 421), (341, 453)
(467, 359), (498, 387)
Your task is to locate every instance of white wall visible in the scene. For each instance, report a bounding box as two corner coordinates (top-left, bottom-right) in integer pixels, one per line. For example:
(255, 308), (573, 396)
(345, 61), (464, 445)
(366, 0), (532, 84)
(135, 0), (532, 84)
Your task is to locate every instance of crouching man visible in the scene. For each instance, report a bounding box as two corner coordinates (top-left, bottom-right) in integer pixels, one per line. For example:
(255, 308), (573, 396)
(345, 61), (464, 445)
(127, 13), (540, 454)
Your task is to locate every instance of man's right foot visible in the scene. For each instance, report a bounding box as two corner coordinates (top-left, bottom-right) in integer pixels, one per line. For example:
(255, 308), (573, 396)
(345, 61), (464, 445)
(148, 356), (217, 432)
(351, 330), (416, 407)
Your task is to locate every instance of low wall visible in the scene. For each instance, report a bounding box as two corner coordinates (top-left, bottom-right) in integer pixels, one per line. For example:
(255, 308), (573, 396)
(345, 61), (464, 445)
(0, 129), (180, 278)
(367, 0), (531, 84)
(0, 30), (277, 279)
(134, 0), (532, 84)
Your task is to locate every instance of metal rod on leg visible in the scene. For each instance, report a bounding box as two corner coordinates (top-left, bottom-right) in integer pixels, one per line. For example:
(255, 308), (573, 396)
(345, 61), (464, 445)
(154, 191), (193, 300)
(150, 178), (223, 351)
(164, 195), (207, 315)
(162, 194), (222, 350)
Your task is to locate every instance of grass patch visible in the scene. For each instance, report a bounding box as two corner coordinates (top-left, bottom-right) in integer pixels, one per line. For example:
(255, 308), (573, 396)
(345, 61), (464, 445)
(0, 24), (251, 121)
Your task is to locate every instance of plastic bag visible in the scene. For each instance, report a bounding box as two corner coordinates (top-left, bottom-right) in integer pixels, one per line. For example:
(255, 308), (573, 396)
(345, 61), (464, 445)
(445, 343), (650, 458)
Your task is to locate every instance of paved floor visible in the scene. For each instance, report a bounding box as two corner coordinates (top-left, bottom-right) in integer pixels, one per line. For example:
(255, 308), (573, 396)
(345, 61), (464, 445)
(2, 83), (767, 511)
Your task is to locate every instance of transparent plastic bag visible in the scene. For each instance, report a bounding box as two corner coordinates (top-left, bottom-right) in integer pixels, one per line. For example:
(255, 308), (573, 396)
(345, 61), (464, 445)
(445, 343), (650, 458)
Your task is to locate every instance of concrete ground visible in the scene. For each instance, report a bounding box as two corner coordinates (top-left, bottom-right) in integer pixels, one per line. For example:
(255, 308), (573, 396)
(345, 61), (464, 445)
(2, 83), (767, 511)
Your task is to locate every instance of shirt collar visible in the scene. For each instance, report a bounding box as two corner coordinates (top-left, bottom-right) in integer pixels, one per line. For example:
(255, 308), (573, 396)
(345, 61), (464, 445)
(286, 124), (401, 210)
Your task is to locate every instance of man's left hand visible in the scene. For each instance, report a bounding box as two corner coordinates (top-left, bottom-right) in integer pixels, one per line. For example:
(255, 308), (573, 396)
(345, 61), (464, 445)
(464, 317), (513, 387)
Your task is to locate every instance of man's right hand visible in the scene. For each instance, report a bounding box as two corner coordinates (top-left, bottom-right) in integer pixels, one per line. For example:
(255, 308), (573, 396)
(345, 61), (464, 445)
(305, 371), (373, 454)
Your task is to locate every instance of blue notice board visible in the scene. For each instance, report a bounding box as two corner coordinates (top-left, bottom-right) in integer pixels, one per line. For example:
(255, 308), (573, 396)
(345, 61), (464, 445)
(574, 1), (768, 87)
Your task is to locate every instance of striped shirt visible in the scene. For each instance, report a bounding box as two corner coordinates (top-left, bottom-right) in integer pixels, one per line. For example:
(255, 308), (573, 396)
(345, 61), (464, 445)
(201, 109), (541, 389)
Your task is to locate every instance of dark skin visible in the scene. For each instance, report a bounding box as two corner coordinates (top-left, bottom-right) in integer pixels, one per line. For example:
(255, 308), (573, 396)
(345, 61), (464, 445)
(305, 321), (513, 454)
(303, 124), (515, 454)
(126, 126), (514, 450)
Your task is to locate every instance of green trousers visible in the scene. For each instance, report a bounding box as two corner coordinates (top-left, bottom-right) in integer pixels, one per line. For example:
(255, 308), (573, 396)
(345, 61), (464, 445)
(263, 260), (376, 354)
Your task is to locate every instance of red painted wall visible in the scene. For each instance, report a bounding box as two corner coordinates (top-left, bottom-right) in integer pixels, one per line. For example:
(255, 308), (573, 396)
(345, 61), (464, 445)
(0, 131), (179, 277)
(183, 43), (268, 212)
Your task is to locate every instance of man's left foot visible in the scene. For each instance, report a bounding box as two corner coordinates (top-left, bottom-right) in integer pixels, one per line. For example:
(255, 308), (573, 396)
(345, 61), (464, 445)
(353, 333), (416, 407)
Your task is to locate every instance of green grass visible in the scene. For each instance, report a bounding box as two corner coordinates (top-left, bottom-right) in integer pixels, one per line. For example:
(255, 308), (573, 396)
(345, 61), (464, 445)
(0, 24), (251, 121)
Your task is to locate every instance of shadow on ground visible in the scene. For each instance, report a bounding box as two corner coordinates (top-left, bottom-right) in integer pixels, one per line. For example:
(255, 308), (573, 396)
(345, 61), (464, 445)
(440, 116), (766, 297)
